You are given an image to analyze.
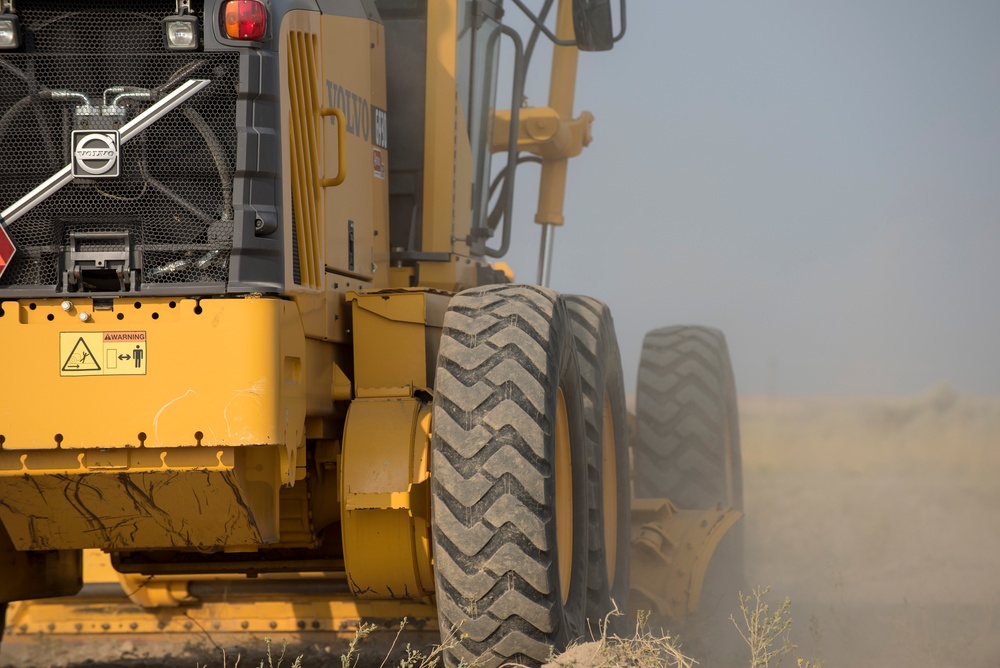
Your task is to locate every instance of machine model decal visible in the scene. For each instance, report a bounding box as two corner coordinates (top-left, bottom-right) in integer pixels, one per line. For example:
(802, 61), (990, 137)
(372, 105), (388, 150)
(60, 331), (147, 376)
(71, 131), (121, 178)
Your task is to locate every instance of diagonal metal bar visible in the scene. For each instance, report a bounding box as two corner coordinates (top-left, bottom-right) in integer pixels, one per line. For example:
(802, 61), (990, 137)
(120, 78), (209, 142)
(0, 78), (211, 228)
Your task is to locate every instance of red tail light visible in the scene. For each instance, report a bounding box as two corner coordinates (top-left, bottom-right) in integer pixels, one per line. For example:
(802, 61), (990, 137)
(222, 0), (267, 41)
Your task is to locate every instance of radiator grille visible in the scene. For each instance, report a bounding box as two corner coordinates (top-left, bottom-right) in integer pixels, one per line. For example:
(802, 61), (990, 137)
(286, 30), (324, 290)
(0, 1), (239, 291)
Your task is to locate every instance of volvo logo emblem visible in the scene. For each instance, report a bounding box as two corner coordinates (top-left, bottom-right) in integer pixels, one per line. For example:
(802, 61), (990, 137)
(71, 131), (121, 178)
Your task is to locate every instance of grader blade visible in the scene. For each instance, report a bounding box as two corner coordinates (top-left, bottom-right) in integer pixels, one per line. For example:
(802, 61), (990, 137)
(629, 499), (743, 620)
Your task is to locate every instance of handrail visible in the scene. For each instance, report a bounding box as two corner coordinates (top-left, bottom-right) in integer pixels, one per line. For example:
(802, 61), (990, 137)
(319, 106), (347, 188)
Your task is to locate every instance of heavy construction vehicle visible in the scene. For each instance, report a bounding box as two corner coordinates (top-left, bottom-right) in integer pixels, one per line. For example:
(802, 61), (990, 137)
(0, 1), (744, 666)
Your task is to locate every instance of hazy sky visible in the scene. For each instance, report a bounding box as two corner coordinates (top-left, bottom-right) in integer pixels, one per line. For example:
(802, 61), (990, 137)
(500, 0), (1000, 396)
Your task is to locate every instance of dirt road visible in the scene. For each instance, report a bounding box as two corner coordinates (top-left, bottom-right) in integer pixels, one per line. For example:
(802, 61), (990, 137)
(739, 388), (1000, 668)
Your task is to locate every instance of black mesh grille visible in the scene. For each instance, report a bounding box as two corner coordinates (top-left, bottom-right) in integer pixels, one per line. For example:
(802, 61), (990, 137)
(0, 1), (240, 291)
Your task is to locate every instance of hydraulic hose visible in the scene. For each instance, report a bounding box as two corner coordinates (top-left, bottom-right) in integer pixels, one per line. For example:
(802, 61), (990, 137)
(182, 106), (233, 221)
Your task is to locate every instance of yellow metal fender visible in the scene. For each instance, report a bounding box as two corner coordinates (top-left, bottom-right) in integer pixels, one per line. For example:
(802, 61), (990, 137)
(347, 288), (448, 397)
(629, 498), (743, 620)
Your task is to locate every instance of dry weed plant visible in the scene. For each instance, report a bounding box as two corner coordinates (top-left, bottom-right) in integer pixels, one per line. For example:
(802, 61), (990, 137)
(377, 617), (467, 668)
(732, 586), (793, 668)
(203, 592), (829, 668)
(201, 617), (463, 668)
(257, 637), (304, 668)
(347, 610), (693, 668)
(731, 586), (820, 668)
(340, 622), (379, 668)
(202, 636), (304, 668)
(542, 606), (693, 668)
(597, 609), (693, 668)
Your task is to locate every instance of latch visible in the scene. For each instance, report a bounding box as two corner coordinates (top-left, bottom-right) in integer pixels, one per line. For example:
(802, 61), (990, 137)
(62, 230), (137, 292)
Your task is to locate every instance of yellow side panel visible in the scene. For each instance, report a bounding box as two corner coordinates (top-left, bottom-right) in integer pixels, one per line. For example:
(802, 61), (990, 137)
(0, 297), (304, 450)
(319, 14), (386, 281)
(279, 10), (390, 341)
(0, 297), (304, 552)
(349, 290), (448, 397)
(368, 20), (391, 289)
(0, 445), (281, 550)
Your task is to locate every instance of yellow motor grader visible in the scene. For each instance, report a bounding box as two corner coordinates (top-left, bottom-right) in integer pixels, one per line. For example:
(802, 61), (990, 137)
(0, 1), (743, 666)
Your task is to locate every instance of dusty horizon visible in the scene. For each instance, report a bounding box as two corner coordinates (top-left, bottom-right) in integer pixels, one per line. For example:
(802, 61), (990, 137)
(736, 390), (1000, 667)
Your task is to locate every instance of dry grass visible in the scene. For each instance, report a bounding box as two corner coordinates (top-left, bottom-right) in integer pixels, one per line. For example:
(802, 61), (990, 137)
(543, 609), (693, 668)
(203, 636), (303, 668)
(732, 587), (793, 668)
(729, 586), (822, 668)
(196, 619), (464, 668)
(194, 584), (830, 668)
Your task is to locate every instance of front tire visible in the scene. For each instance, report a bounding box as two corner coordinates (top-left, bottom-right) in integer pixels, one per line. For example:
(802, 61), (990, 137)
(634, 326), (743, 510)
(633, 325), (745, 665)
(565, 296), (631, 629)
(431, 285), (590, 667)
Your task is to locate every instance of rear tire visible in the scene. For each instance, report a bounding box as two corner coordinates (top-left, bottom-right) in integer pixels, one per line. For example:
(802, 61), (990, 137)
(431, 285), (590, 668)
(565, 296), (631, 631)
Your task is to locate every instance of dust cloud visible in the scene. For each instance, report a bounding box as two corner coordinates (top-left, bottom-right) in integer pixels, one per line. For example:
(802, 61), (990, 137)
(737, 386), (1000, 668)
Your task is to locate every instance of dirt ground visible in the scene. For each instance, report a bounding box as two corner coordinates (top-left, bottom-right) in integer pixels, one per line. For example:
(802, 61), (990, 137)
(4, 387), (999, 668)
(736, 387), (1000, 668)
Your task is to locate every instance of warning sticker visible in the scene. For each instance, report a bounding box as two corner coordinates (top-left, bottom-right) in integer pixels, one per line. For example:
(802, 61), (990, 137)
(60, 331), (146, 376)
